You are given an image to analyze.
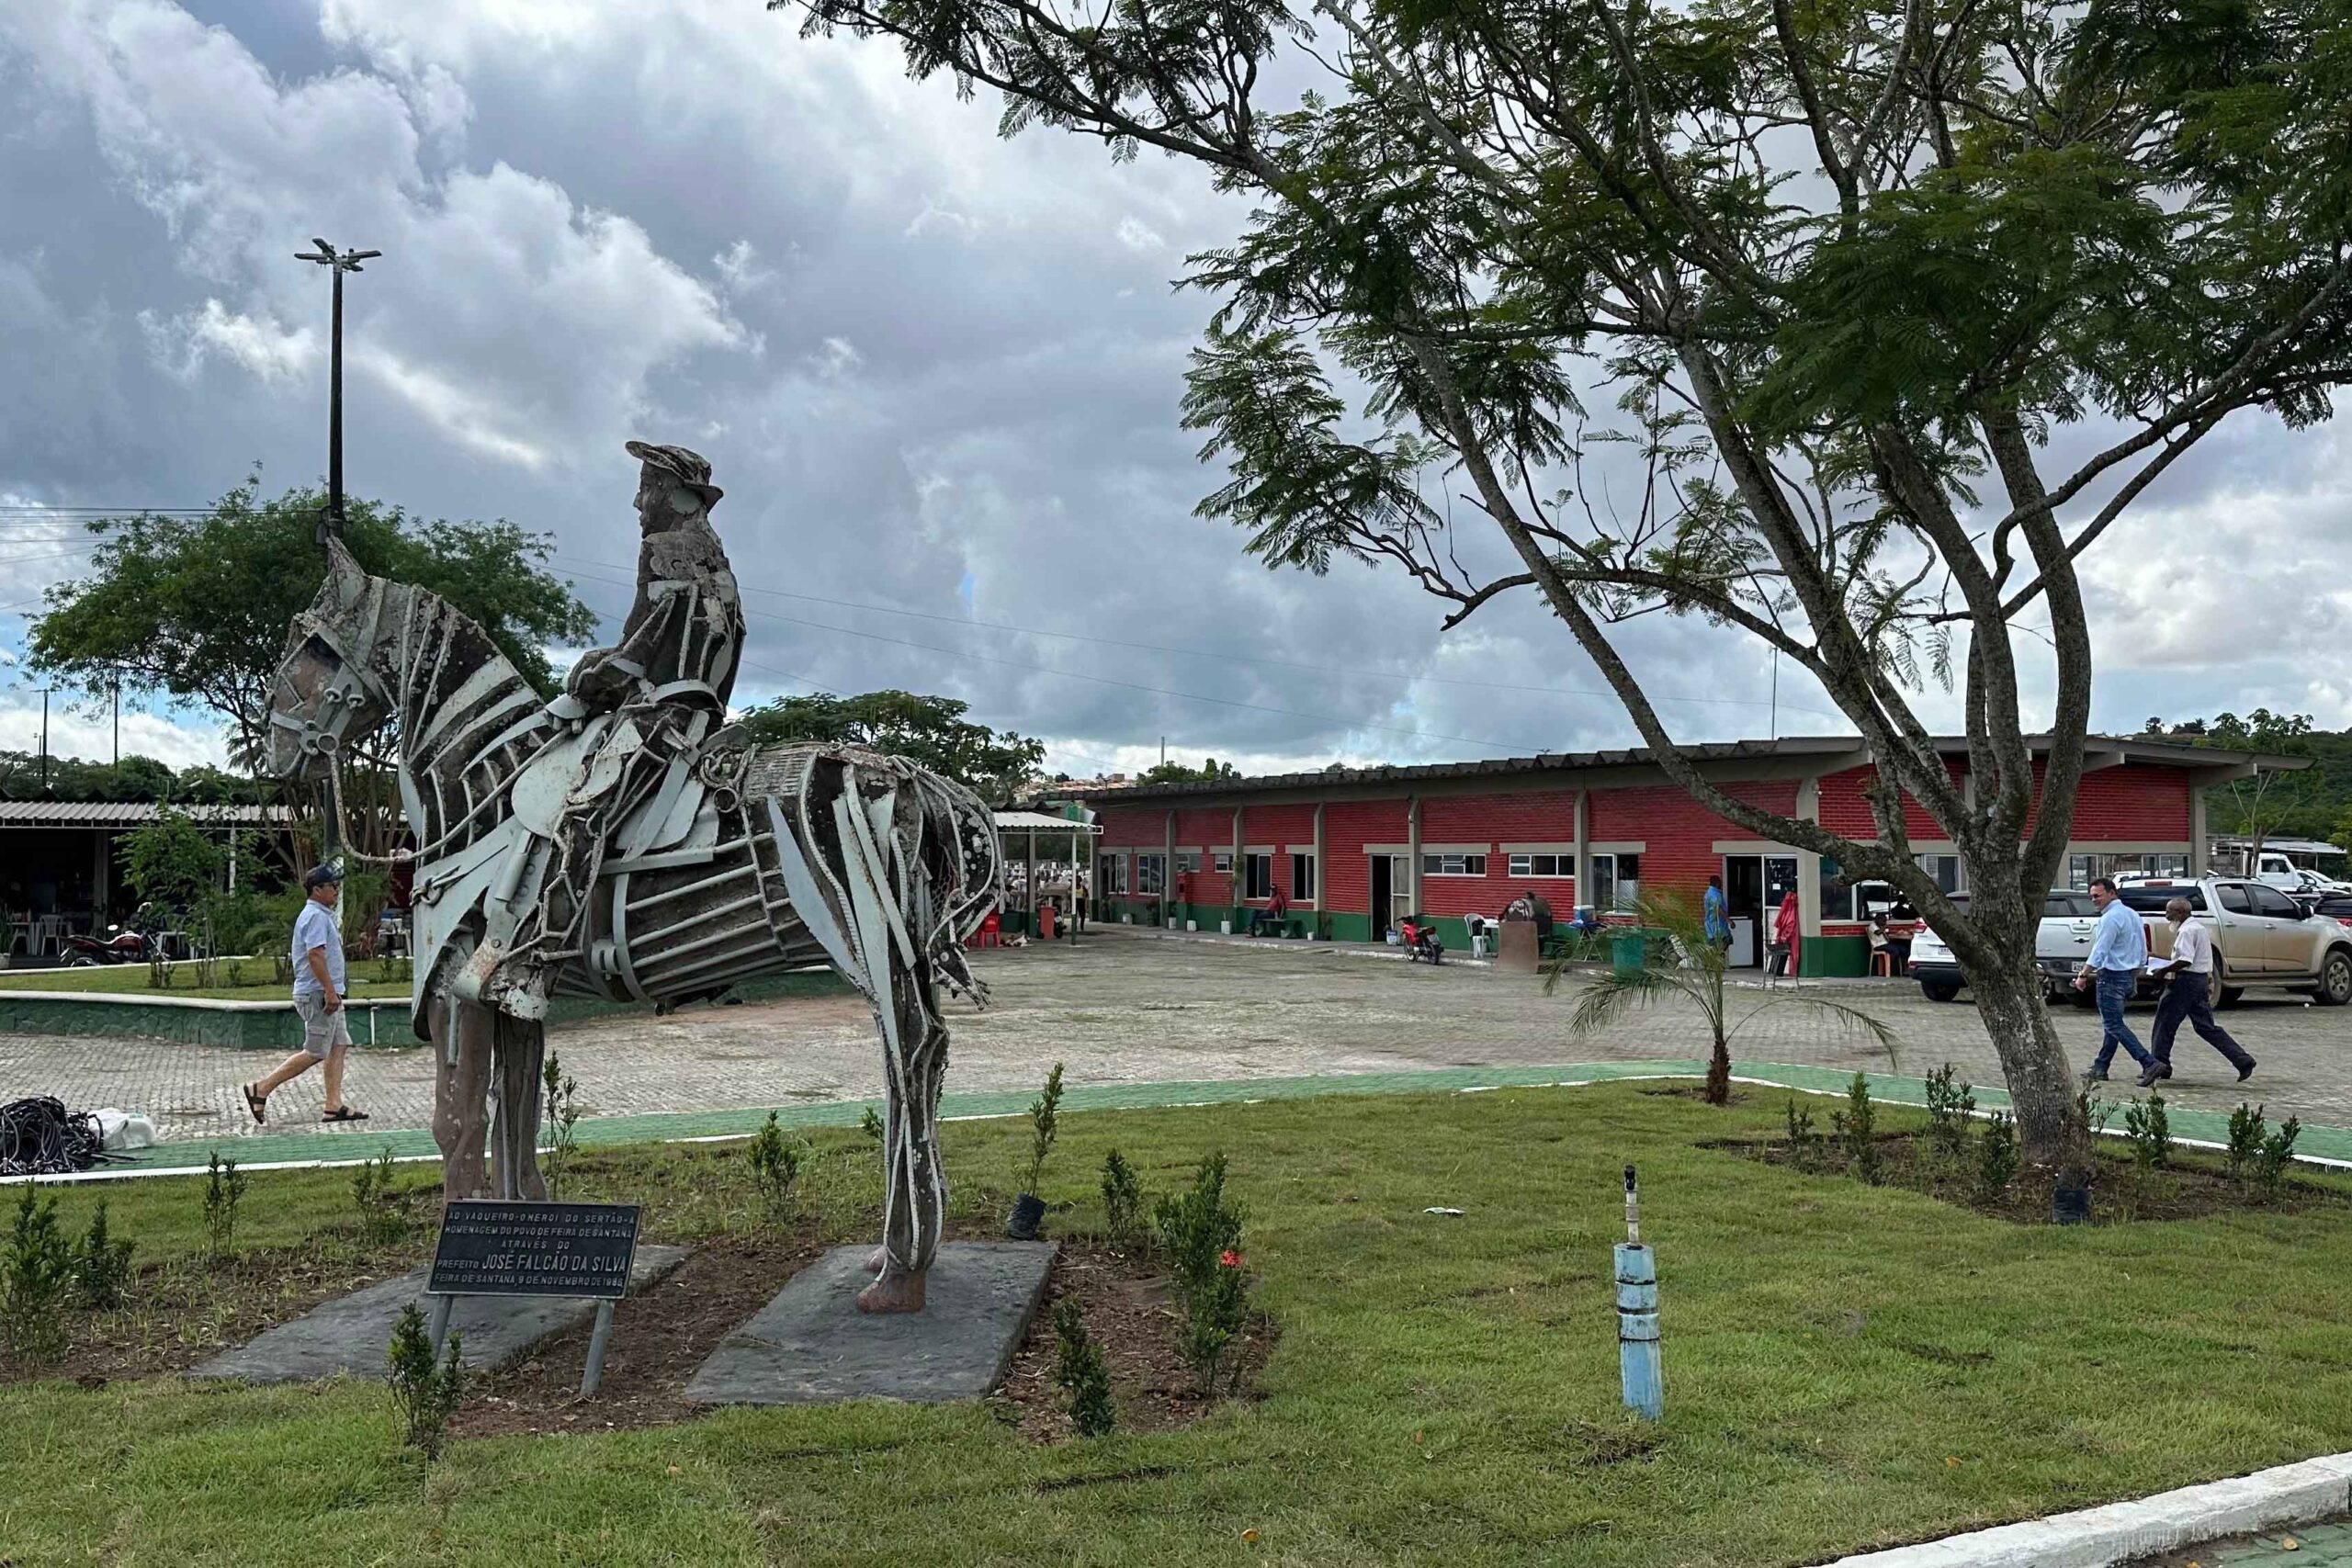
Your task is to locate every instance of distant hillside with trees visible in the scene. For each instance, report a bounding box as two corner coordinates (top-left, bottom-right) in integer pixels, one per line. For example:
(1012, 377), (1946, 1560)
(2136, 714), (2352, 851)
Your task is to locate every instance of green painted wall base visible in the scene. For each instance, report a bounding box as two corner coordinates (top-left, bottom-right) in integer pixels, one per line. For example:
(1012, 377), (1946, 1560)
(0, 970), (852, 1049)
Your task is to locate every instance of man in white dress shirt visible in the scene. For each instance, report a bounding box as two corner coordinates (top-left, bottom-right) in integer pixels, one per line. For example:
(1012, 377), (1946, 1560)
(2141, 896), (2256, 1088)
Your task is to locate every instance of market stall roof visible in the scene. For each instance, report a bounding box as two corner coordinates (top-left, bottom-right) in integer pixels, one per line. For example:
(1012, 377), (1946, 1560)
(0, 801), (289, 828)
(991, 809), (1101, 834)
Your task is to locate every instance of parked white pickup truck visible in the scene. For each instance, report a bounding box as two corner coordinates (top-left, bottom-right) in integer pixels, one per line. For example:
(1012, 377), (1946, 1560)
(1907, 890), (2103, 1003)
(2114, 877), (2352, 1006)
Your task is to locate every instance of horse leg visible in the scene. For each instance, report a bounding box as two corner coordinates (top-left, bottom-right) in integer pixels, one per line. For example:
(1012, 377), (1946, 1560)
(428, 995), (493, 1201)
(858, 957), (948, 1314)
(488, 1012), (548, 1201)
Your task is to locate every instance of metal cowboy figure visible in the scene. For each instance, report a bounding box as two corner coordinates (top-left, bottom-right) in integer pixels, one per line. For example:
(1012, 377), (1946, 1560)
(455, 440), (745, 1020)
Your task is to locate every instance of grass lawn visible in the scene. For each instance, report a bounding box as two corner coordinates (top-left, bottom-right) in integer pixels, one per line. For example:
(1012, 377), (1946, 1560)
(0, 963), (411, 1002)
(7, 1082), (2352, 1566)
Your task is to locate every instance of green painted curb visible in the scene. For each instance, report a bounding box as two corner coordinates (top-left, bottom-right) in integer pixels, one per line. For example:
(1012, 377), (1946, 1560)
(90, 1059), (2352, 1176)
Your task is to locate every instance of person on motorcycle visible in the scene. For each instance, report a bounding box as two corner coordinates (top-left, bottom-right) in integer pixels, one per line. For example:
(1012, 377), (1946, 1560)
(459, 440), (744, 1020)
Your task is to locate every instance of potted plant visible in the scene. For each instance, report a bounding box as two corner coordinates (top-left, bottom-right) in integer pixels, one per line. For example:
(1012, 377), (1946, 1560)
(1006, 1061), (1065, 1239)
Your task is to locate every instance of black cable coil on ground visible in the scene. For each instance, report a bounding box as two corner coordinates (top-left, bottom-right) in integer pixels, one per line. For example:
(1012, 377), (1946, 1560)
(0, 1096), (107, 1177)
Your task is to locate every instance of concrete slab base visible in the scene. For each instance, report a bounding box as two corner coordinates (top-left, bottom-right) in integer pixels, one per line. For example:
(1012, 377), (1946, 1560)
(684, 1241), (1056, 1406)
(186, 1245), (687, 1384)
(1819, 1451), (2352, 1567)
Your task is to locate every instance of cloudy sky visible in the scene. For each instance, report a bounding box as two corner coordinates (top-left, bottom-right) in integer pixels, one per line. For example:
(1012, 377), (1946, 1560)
(4, 0), (2350, 782)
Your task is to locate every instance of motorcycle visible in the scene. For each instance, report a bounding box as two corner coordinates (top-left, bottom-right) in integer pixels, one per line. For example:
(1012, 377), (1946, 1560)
(60, 906), (165, 967)
(1398, 914), (1444, 965)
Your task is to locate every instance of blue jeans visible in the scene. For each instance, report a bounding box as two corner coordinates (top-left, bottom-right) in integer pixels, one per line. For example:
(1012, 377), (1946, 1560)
(2087, 968), (2152, 1074)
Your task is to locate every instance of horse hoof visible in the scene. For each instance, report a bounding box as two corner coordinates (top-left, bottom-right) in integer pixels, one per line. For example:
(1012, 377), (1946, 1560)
(863, 1244), (887, 1274)
(855, 1269), (927, 1314)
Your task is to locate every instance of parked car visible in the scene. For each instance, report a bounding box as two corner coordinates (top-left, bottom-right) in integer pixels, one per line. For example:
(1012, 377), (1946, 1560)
(2247, 852), (2352, 897)
(1907, 890), (2103, 1004)
(2115, 877), (2352, 1006)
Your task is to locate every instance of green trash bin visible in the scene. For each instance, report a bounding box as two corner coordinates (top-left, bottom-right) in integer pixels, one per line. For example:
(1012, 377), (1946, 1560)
(1611, 931), (1647, 973)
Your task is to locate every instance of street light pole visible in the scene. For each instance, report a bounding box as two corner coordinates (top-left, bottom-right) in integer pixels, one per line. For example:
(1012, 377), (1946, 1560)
(38, 686), (51, 795)
(294, 239), (380, 547)
(295, 239), (379, 880)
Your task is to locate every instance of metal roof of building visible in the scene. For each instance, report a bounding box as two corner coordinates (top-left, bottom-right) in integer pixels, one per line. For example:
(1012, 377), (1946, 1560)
(0, 801), (288, 828)
(1063, 734), (2306, 803)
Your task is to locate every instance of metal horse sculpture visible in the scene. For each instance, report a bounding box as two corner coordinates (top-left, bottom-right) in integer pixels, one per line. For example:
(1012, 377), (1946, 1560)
(266, 541), (1001, 1312)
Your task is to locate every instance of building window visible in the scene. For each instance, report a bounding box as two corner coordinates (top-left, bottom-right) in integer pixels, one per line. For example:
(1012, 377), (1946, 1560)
(1508, 852), (1570, 877)
(1589, 852), (1640, 909)
(1819, 862), (1905, 922)
(1212, 850), (1233, 874)
(1097, 853), (1127, 896)
(1175, 850), (1201, 874)
(1244, 853), (1273, 899)
(1916, 853), (1962, 895)
(1135, 853), (1166, 897)
(1291, 852), (1317, 902)
(1422, 852), (1488, 876)
(2142, 852), (2188, 878)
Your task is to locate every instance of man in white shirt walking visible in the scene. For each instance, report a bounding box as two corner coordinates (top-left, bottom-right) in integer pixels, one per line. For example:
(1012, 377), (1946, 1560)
(241, 864), (369, 1125)
(2141, 896), (2256, 1089)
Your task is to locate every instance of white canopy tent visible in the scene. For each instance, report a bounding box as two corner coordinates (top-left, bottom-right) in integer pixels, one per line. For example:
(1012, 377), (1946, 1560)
(992, 808), (1100, 933)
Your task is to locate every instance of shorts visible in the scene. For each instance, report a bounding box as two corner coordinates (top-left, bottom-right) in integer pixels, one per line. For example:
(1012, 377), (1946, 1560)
(294, 992), (354, 1059)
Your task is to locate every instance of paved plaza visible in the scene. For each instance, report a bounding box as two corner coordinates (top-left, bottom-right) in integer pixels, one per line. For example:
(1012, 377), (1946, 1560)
(4, 928), (2349, 1149)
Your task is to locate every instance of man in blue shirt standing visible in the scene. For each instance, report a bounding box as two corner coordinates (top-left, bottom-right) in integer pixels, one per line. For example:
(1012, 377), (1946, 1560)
(242, 864), (368, 1124)
(1702, 874), (1732, 953)
(2075, 876), (2154, 1082)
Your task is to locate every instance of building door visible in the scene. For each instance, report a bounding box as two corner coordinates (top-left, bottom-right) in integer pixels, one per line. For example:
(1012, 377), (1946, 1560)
(1370, 854), (1392, 941)
(1724, 856), (1765, 967)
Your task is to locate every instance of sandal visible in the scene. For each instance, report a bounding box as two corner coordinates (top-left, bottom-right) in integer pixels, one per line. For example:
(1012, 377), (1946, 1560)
(321, 1106), (370, 1123)
(243, 1083), (267, 1125)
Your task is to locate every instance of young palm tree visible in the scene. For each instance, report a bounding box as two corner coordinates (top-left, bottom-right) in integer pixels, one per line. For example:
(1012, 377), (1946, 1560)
(1544, 890), (1899, 1105)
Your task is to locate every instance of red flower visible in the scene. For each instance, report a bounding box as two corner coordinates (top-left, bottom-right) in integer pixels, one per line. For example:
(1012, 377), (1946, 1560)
(1219, 1249), (1245, 1268)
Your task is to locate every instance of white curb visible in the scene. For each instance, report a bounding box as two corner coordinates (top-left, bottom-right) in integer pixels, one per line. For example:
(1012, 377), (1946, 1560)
(1818, 1450), (2352, 1566)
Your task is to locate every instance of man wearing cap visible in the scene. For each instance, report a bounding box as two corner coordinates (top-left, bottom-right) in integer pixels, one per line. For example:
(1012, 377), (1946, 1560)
(243, 863), (368, 1123)
(463, 440), (744, 1019)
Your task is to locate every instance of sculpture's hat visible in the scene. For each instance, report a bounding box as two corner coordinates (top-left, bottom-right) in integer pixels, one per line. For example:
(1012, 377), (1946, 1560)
(626, 440), (723, 507)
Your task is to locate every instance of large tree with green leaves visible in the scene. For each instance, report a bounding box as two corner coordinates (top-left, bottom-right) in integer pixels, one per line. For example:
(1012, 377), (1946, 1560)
(797, 0), (2352, 1190)
(740, 689), (1046, 802)
(28, 479), (596, 772)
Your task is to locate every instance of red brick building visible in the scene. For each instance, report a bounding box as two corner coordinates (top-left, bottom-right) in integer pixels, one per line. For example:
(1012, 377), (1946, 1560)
(1069, 735), (2281, 976)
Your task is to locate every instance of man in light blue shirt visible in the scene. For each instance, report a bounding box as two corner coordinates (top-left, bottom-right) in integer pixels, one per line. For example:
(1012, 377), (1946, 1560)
(2075, 876), (2154, 1081)
(242, 864), (368, 1125)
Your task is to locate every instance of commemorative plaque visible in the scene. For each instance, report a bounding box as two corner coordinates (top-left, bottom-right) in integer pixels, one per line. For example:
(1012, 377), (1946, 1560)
(429, 1201), (641, 1298)
(424, 1200), (643, 1394)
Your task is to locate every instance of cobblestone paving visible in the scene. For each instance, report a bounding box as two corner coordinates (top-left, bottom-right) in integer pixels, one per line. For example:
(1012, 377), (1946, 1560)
(4, 928), (2347, 1150)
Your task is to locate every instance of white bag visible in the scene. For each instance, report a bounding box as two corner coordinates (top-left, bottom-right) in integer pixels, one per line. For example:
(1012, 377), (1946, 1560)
(95, 1108), (157, 1151)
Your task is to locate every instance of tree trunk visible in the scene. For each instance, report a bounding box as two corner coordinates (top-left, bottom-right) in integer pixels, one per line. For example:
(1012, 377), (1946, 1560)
(1704, 1028), (1732, 1105)
(1940, 859), (2091, 1185)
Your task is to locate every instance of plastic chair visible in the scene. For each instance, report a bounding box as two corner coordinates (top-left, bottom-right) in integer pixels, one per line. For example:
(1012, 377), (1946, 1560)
(967, 910), (1002, 949)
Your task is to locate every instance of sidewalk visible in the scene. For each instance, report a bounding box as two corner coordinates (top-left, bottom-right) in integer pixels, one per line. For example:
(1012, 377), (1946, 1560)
(35, 1057), (2352, 1181)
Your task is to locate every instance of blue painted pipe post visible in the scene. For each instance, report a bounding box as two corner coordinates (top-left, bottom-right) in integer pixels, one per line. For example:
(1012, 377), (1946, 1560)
(1616, 1163), (1662, 1420)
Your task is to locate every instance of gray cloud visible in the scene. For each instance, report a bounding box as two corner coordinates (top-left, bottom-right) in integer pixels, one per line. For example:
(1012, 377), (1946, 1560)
(3, 0), (2346, 784)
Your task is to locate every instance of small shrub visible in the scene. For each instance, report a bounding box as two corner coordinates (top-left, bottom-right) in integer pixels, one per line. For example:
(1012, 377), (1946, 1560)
(3, 1183), (74, 1363)
(540, 1054), (582, 1201)
(2227, 1102), (2267, 1184)
(2079, 1089), (2113, 1142)
(74, 1199), (136, 1310)
(2122, 1092), (2172, 1169)
(1053, 1302), (1116, 1437)
(351, 1145), (413, 1247)
(1976, 1111), (2020, 1197)
(747, 1111), (805, 1216)
(1782, 1097), (1821, 1169)
(1828, 1072), (1880, 1184)
(860, 1105), (886, 1150)
(376, 954), (413, 985)
(201, 1153), (246, 1258)
(224, 957), (249, 988)
(2256, 1116), (2301, 1199)
(1023, 1062), (1066, 1195)
(1923, 1064), (1975, 1166)
(1100, 1148), (1145, 1250)
(1153, 1152), (1252, 1395)
(387, 1303), (465, 1459)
